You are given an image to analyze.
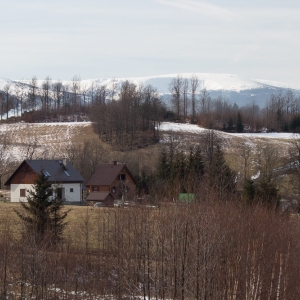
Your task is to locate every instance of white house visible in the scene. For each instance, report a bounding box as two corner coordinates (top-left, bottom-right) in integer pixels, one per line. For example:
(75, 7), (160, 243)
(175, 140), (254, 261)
(5, 159), (84, 203)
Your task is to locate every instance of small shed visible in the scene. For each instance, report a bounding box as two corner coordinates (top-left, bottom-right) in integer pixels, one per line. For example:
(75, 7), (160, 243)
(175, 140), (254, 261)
(85, 191), (115, 207)
(179, 193), (195, 203)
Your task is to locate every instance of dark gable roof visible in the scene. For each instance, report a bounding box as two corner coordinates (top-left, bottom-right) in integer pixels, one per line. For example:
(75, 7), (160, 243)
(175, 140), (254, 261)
(5, 159), (84, 185)
(86, 192), (112, 201)
(86, 163), (135, 186)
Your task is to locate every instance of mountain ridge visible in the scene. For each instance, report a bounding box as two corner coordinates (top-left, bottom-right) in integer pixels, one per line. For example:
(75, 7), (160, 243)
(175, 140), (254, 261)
(1, 73), (300, 108)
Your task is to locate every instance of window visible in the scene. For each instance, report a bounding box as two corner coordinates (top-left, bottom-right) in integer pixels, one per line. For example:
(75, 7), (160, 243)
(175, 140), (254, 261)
(93, 187), (99, 192)
(43, 170), (51, 177)
(70, 188), (73, 192)
(20, 189), (26, 197)
(112, 187), (116, 193)
(119, 174), (126, 181)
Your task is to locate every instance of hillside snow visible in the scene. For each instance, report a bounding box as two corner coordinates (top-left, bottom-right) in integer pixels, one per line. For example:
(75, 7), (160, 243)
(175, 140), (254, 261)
(159, 122), (296, 140)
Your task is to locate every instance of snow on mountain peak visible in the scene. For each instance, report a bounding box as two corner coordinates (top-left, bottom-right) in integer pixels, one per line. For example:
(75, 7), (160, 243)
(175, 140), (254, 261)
(1, 73), (299, 94)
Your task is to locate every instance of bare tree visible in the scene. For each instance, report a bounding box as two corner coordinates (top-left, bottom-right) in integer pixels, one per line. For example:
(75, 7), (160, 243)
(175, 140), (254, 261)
(40, 76), (52, 118)
(27, 76), (38, 111)
(238, 141), (253, 181)
(52, 80), (63, 115)
(182, 78), (189, 122)
(3, 83), (11, 120)
(89, 80), (96, 108)
(71, 75), (81, 119)
(169, 75), (183, 120)
(81, 82), (88, 115)
(288, 134), (300, 211)
(15, 82), (27, 116)
(190, 75), (199, 122)
(0, 136), (11, 188)
(62, 83), (70, 116)
(199, 88), (211, 121)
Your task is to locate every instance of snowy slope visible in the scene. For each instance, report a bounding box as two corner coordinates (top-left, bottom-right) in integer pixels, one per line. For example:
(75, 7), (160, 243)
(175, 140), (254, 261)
(60, 73), (299, 93)
(159, 122), (296, 140)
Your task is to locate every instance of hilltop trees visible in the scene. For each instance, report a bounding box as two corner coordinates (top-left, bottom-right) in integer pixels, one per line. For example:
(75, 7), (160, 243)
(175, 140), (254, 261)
(90, 82), (166, 150)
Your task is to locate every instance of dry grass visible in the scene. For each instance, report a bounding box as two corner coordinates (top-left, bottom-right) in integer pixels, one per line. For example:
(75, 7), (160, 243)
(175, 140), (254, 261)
(0, 122), (98, 160)
(0, 202), (118, 250)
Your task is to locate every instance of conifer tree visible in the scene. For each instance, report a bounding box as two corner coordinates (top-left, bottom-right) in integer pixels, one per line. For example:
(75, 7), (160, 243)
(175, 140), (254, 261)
(157, 147), (170, 180)
(15, 172), (69, 245)
(189, 146), (204, 178)
(255, 179), (279, 208)
(243, 178), (255, 204)
(208, 145), (236, 199)
(236, 111), (244, 133)
(172, 151), (186, 180)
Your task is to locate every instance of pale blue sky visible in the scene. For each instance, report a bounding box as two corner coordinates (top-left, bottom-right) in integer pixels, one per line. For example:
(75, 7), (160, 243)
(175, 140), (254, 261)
(1, 0), (299, 85)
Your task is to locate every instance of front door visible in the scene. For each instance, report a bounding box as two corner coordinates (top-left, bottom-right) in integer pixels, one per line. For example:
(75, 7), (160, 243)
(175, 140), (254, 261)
(56, 188), (65, 200)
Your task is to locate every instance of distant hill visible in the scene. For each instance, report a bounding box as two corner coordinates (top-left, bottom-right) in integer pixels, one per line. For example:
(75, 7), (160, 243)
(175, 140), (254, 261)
(1, 73), (300, 108)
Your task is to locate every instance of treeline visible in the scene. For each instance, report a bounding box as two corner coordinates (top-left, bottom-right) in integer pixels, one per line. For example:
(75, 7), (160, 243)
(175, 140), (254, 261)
(168, 75), (300, 132)
(140, 130), (284, 209)
(0, 76), (98, 122)
(1, 200), (300, 299)
(90, 81), (167, 150)
(2, 74), (300, 134)
(151, 131), (236, 202)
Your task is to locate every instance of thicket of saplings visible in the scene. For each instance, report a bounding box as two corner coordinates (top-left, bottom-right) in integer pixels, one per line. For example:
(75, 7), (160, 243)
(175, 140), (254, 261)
(1, 198), (300, 299)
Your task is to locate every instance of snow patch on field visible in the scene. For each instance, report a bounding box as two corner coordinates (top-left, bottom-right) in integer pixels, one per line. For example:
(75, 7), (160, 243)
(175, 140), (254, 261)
(159, 122), (295, 140)
(0, 122), (92, 161)
(159, 122), (207, 133)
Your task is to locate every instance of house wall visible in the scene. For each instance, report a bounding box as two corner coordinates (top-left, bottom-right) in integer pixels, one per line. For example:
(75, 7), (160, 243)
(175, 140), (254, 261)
(10, 183), (82, 203)
(87, 185), (110, 193)
(10, 164), (38, 184)
(62, 183), (82, 202)
(110, 167), (136, 198)
(86, 194), (115, 207)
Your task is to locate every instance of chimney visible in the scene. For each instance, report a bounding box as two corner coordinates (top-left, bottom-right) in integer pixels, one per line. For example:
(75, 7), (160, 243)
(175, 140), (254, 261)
(63, 158), (68, 169)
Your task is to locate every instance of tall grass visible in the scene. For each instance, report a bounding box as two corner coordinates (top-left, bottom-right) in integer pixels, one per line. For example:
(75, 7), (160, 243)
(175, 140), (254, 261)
(0, 200), (300, 299)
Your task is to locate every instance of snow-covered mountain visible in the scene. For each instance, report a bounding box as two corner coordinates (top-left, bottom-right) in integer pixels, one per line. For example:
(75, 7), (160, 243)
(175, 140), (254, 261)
(1, 73), (300, 107)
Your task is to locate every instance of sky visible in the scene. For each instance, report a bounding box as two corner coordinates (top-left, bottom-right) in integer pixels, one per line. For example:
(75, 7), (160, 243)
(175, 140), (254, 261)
(1, 0), (300, 85)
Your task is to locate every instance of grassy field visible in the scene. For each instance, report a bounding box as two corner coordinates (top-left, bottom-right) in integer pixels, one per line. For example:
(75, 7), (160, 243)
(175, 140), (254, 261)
(0, 122), (97, 160)
(0, 202), (131, 251)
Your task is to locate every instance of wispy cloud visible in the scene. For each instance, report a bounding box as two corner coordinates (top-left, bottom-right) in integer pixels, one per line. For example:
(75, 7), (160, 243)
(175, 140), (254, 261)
(153, 0), (233, 19)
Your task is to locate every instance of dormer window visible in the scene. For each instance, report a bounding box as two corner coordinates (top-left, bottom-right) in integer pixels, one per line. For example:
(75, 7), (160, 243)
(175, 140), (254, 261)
(64, 170), (70, 177)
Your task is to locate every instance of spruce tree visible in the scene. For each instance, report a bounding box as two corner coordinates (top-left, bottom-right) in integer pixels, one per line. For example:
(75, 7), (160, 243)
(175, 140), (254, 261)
(157, 147), (170, 180)
(208, 145), (236, 200)
(236, 111), (244, 133)
(243, 178), (255, 204)
(15, 171), (69, 245)
(189, 146), (204, 178)
(256, 179), (279, 208)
